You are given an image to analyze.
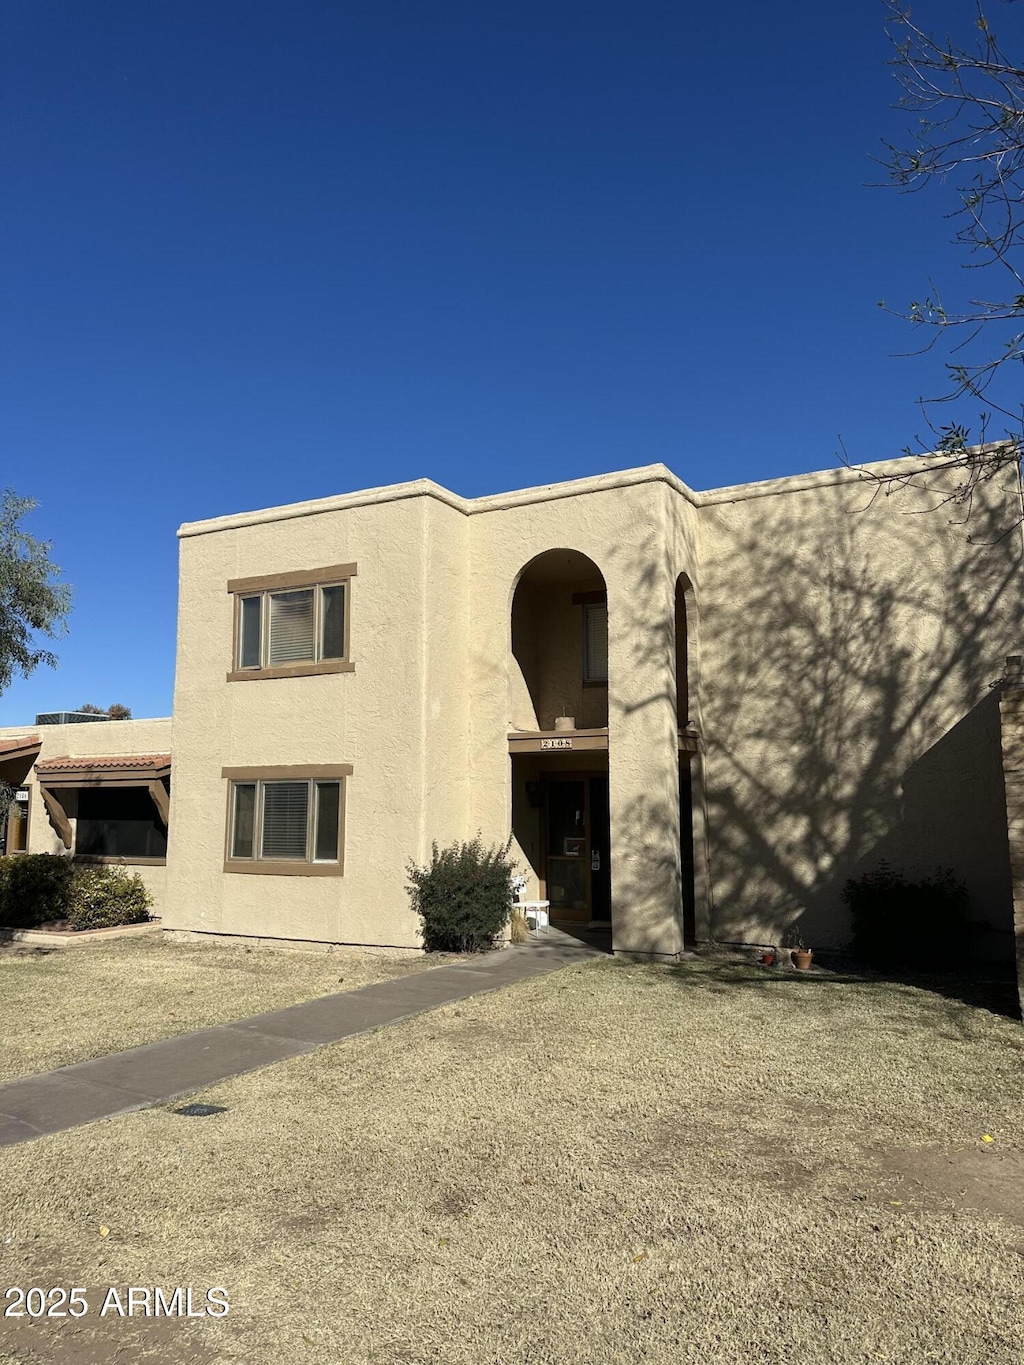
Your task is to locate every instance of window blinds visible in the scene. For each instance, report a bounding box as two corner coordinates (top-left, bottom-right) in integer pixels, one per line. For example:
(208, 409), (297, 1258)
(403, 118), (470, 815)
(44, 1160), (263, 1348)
(585, 604), (609, 682)
(268, 590), (315, 665)
(260, 781), (309, 859)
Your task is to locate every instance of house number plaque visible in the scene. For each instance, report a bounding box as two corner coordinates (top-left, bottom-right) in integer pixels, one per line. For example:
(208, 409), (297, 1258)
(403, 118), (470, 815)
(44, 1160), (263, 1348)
(540, 738), (573, 750)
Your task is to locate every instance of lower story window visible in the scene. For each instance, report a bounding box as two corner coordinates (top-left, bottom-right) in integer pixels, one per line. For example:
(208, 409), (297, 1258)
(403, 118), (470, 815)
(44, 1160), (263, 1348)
(224, 768), (348, 874)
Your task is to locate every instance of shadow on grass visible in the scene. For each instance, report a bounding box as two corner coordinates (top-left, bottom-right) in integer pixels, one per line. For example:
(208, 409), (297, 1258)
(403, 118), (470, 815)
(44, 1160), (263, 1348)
(630, 955), (1023, 1036)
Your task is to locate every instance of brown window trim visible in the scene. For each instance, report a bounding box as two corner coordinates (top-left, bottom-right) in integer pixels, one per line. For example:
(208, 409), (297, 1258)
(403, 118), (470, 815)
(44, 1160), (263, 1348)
(582, 679), (609, 690)
(571, 589), (607, 606)
(73, 854), (167, 867)
(226, 659), (356, 683)
(228, 563), (356, 680)
(222, 765), (351, 875)
(222, 764), (353, 781)
(227, 563), (357, 595)
(222, 859), (345, 878)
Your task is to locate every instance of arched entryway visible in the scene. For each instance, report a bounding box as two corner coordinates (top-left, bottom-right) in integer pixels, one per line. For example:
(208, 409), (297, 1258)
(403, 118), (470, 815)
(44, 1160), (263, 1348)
(509, 549), (612, 942)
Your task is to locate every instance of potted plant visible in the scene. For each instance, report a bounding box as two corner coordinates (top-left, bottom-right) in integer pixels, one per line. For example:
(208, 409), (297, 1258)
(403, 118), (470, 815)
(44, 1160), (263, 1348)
(789, 931), (813, 970)
(758, 945), (778, 967)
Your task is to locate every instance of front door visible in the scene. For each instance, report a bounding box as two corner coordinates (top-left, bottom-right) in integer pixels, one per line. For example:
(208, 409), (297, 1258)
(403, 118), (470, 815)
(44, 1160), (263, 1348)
(544, 774), (611, 927)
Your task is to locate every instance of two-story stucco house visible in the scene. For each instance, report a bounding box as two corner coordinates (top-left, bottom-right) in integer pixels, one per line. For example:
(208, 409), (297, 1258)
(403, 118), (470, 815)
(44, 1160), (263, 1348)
(2, 457), (1022, 965)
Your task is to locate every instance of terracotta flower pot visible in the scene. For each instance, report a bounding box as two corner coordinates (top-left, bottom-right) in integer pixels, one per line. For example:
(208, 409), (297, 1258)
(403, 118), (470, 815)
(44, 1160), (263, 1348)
(791, 949), (813, 970)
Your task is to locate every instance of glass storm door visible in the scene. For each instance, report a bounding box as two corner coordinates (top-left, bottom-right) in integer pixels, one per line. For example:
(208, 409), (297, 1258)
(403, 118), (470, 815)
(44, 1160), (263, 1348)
(545, 779), (589, 923)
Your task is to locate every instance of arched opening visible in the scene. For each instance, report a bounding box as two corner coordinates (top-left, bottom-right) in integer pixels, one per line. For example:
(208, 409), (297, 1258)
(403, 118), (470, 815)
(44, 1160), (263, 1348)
(510, 548), (608, 732)
(509, 549), (611, 941)
(676, 573), (698, 945)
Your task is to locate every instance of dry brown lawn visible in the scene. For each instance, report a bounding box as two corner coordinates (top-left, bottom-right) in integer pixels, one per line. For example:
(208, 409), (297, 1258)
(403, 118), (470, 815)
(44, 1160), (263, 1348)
(2, 958), (1024, 1364)
(0, 932), (449, 1084)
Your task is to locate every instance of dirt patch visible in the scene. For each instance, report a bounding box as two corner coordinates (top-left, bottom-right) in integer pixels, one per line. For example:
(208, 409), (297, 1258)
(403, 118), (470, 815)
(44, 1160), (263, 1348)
(0, 1282), (219, 1365)
(872, 1143), (1024, 1227)
(426, 1185), (479, 1218)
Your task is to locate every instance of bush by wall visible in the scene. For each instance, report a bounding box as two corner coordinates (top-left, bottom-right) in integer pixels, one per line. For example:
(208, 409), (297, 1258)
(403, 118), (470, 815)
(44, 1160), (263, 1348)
(407, 836), (517, 953)
(842, 861), (970, 970)
(66, 864), (152, 931)
(0, 853), (76, 928)
(0, 855), (152, 931)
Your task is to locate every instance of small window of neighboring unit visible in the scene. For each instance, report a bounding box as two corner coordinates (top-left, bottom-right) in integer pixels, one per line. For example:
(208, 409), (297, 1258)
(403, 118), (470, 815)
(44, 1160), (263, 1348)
(227, 565), (355, 681)
(583, 603), (609, 684)
(223, 766), (350, 875)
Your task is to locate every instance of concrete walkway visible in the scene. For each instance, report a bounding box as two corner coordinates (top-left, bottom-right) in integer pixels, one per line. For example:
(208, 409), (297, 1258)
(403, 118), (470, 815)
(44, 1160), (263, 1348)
(0, 932), (603, 1148)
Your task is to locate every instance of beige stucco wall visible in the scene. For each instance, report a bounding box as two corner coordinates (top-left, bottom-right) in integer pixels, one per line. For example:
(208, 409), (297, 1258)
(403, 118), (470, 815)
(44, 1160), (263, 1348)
(0, 717), (173, 912)
(697, 463), (1024, 953)
(166, 490), (470, 948)
(468, 475), (703, 957)
(168, 469), (706, 956)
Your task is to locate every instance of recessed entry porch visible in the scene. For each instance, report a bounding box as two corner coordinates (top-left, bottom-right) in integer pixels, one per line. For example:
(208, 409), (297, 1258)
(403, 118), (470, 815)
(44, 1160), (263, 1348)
(511, 747), (612, 947)
(507, 546), (704, 954)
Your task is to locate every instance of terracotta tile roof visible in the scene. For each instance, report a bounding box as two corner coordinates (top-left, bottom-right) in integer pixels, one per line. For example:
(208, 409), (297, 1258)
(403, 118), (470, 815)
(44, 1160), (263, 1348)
(0, 735), (42, 757)
(37, 753), (172, 772)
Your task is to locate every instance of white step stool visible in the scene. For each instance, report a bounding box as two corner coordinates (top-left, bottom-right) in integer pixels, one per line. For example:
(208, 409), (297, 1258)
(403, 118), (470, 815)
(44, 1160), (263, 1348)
(517, 901), (550, 935)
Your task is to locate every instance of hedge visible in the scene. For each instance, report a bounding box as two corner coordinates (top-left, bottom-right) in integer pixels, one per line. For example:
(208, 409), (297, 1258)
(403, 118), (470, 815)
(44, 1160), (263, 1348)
(842, 860), (969, 970)
(0, 854), (153, 931)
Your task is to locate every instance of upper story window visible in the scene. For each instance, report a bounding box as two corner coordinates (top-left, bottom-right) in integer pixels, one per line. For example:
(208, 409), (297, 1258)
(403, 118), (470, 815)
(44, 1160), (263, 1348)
(583, 603), (608, 684)
(238, 583), (345, 669)
(227, 563), (356, 682)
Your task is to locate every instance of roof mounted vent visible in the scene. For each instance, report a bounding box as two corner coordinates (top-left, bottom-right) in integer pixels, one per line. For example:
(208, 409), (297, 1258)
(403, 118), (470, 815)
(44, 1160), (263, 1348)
(34, 711), (112, 726)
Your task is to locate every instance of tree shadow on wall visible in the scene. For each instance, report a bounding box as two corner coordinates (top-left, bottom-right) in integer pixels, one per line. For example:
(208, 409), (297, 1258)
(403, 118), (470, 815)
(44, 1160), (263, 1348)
(599, 526), (697, 956)
(697, 485), (1021, 1012)
(604, 480), (1022, 1005)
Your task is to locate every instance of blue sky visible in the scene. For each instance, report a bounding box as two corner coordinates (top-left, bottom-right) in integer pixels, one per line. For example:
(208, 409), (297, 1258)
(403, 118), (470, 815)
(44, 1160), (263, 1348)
(0, 0), (1008, 722)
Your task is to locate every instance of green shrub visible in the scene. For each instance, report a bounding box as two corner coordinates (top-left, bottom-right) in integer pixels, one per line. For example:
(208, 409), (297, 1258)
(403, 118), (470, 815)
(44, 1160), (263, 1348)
(0, 853), (76, 928)
(66, 865), (152, 931)
(407, 836), (517, 953)
(0, 856), (153, 931)
(842, 860), (970, 969)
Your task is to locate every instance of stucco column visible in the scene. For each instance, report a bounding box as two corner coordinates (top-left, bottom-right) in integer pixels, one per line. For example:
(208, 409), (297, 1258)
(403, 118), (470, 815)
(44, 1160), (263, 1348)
(607, 570), (684, 959)
(998, 654), (1024, 1019)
